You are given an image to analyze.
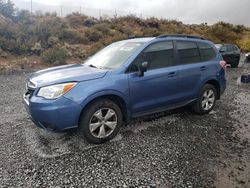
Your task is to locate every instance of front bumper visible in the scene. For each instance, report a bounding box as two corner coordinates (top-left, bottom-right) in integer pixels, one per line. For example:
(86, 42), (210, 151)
(23, 94), (82, 131)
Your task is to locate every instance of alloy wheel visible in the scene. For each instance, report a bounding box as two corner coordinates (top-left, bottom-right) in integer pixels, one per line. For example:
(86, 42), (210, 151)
(89, 108), (117, 138)
(201, 89), (215, 111)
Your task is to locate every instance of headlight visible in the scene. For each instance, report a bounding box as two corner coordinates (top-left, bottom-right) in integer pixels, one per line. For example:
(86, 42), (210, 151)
(37, 82), (77, 99)
(246, 53), (249, 57)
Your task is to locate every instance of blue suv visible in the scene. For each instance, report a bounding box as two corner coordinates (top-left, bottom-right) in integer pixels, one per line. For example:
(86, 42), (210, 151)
(24, 34), (226, 144)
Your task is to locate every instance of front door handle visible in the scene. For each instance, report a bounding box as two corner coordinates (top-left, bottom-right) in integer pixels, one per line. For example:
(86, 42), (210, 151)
(200, 66), (207, 71)
(168, 72), (177, 77)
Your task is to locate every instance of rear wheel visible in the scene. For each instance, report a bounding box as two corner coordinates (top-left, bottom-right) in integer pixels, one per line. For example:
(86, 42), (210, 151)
(79, 99), (122, 144)
(192, 84), (217, 114)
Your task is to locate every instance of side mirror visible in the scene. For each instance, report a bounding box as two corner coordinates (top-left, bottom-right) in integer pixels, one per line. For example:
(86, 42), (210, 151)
(138, 61), (148, 77)
(220, 49), (226, 53)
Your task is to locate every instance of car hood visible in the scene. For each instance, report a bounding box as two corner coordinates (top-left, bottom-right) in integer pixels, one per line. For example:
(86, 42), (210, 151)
(29, 64), (108, 88)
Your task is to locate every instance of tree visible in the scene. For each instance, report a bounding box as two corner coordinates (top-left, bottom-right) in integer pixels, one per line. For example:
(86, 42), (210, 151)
(0, 0), (15, 19)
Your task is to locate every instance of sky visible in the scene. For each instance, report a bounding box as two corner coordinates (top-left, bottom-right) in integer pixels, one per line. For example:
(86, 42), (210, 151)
(12, 0), (250, 26)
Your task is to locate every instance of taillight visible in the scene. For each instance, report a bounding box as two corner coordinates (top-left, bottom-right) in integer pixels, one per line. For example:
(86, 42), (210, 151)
(219, 60), (227, 70)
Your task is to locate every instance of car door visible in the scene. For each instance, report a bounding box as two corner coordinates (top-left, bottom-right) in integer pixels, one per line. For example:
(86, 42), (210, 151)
(226, 45), (235, 63)
(176, 40), (207, 101)
(128, 41), (180, 116)
(220, 45), (230, 62)
(231, 45), (240, 61)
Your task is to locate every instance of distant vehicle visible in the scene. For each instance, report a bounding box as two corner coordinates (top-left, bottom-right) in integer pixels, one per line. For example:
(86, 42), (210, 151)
(24, 34), (227, 144)
(246, 53), (250, 63)
(215, 44), (241, 68)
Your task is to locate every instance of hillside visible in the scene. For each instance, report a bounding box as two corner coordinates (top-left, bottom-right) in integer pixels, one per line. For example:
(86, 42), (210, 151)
(0, 0), (250, 72)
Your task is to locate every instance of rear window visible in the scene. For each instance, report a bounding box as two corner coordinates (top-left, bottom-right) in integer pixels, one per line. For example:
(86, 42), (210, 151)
(226, 45), (234, 52)
(198, 42), (216, 62)
(176, 41), (201, 64)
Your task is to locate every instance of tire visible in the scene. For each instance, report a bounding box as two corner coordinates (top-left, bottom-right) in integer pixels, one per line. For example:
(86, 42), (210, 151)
(79, 99), (122, 144)
(192, 84), (217, 114)
(230, 57), (240, 68)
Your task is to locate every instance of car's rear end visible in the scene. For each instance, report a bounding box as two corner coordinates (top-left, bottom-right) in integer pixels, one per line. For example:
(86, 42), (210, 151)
(214, 45), (227, 97)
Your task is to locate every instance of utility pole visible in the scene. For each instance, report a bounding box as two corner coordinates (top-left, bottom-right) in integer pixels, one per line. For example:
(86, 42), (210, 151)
(80, 6), (81, 14)
(30, 0), (32, 15)
(60, 6), (62, 17)
(30, 0), (33, 20)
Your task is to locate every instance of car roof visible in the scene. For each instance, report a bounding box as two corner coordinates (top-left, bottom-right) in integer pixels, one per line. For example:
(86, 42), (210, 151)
(121, 37), (155, 43)
(123, 37), (211, 44)
(215, 43), (235, 46)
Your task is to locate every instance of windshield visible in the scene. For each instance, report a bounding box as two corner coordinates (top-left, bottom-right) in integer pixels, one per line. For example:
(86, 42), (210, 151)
(85, 41), (143, 69)
(215, 44), (222, 49)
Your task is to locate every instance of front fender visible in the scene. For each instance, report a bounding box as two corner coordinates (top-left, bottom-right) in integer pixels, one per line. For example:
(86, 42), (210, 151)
(81, 89), (128, 107)
(77, 89), (131, 123)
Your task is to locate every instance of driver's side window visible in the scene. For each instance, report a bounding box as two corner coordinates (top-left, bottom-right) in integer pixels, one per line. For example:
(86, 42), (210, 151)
(128, 41), (174, 72)
(221, 45), (227, 52)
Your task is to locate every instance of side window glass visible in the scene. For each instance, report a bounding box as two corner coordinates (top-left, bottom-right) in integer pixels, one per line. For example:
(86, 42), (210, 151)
(198, 42), (216, 62)
(144, 41), (174, 70)
(226, 45), (233, 52)
(220, 46), (227, 52)
(232, 45), (238, 51)
(129, 41), (174, 72)
(176, 41), (201, 64)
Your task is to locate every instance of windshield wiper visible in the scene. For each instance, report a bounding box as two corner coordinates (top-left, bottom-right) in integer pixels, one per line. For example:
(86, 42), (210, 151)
(89, 64), (98, 69)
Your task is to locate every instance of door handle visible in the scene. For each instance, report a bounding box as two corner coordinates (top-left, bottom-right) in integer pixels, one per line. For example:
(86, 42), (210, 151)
(168, 72), (177, 77)
(200, 66), (207, 71)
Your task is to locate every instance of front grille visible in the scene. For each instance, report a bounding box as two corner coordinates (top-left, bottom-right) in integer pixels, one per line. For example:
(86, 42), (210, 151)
(24, 82), (36, 106)
(25, 84), (35, 98)
(26, 89), (34, 98)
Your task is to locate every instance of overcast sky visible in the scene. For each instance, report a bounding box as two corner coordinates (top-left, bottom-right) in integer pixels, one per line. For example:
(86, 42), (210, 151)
(13, 0), (250, 26)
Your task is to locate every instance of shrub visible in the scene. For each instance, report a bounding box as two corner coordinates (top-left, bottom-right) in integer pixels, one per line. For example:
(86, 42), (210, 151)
(0, 0), (15, 19)
(62, 29), (88, 44)
(237, 37), (250, 52)
(66, 13), (88, 27)
(85, 29), (103, 42)
(41, 46), (67, 65)
(48, 36), (59, 47)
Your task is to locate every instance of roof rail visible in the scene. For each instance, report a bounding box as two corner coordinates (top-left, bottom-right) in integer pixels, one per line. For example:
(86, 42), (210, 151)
(127, 35), (136, 39)
(157, 34), (206, 40)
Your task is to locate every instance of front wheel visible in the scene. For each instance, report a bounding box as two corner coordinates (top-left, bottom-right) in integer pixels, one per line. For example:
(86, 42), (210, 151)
(79, 99), (122, 144)
(192, 84), (217, 114)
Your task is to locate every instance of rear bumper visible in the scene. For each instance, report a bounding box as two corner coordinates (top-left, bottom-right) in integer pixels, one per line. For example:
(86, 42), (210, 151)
(23, 95), (82, 131)
(219, 75), (226, 97)
(220, 84), (226, 97)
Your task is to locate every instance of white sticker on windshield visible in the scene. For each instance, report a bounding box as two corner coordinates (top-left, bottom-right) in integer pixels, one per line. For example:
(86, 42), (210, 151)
(119, 47), (134, 51)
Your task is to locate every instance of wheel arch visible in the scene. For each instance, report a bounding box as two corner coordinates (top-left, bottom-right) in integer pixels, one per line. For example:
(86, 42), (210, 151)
(78, 91), (130, 126)
(205, 79), (221, 99)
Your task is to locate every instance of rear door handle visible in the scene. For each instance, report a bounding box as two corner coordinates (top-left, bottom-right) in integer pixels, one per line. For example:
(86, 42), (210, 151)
(168, 72), (177, 77)
(200, 66), (207, 71)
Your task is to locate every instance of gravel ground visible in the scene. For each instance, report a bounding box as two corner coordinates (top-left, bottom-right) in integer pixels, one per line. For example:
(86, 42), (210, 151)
(0, 60), (250, 187)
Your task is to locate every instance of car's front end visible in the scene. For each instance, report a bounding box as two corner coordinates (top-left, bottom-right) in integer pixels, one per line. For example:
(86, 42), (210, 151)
(23, 80), (82, 130)
(23, 64), (108, 131)
(246, 53), (250, 63)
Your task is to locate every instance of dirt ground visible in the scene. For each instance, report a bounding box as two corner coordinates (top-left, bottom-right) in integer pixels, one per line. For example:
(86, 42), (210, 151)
(0, 59), (250, 187)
